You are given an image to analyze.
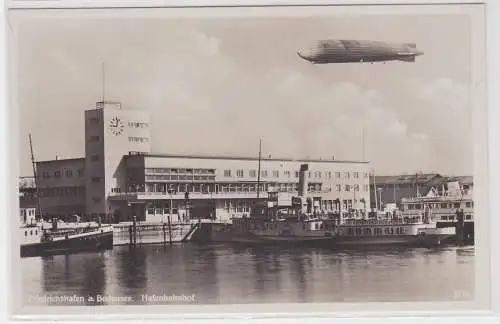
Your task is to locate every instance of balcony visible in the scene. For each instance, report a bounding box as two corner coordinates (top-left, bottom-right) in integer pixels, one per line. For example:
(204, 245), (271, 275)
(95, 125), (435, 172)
(108, 188), (333, 202)
(109, 191), (272, 201)
(400, 193), (474, 203)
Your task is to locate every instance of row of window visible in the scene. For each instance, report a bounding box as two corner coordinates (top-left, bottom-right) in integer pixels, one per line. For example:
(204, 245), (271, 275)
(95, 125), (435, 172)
(37, 186), (85, 197)
(128, 182), (370, 195)
(128, 122), (149, 128)
(145, 168), (216, 175)
(40, 168), (84, 179)
(403, 201), (474, 210)
(145, 175), (216, 181)
(440, 215), (473, 221)
(225, 169), (369, 180)
(129, 136), (149, 143)
(142, 198), (367, 218)
(345, 226), (409, 236)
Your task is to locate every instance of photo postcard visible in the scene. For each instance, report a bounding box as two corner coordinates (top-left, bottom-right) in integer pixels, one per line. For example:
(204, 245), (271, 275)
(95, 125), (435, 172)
(6, 2), (491, 319)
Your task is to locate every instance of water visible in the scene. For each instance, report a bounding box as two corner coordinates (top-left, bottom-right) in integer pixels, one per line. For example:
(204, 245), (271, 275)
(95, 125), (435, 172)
(21, 244), (474, 306)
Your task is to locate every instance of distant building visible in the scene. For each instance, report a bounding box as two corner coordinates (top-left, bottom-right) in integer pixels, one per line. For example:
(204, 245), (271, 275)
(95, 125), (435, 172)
(29, 101), (371, 223)
(370, 173), (473, 209)
(19, 176), (37, 209)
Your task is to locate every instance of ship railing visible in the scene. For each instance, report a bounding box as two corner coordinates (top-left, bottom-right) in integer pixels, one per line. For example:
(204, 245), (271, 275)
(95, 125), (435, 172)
(401, 195), (473, 202)
(340, 218), (422, 226)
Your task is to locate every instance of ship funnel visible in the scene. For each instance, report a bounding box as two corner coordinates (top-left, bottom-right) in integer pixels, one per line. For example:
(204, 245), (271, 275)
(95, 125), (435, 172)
(298, 164), (309, 197)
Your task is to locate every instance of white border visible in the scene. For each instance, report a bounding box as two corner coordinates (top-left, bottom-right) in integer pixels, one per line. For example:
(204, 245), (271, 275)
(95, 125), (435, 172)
(5, 0), (487, 10)
(2, 0), (498, 322)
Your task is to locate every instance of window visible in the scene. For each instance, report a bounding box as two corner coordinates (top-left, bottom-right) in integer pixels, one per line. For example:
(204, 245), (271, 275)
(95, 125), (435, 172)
(328, 172), (332, 179)
(345, 185), (351, 192)
(364, 172), (369, 178)
(236, 169), (244, 178)
(335, 172), (341, 178)
(54, 171), (61, 178)
(363, 184), (369, 191)
(261, 170), (268, 177)
(249, 170), (257, 177)
(295, 171), (299, 178)
(353, 172), (359, 179)
(128, 136), (149, 143)
(284, 171), (291, 178)
(128, 122), (150, 128)
(354, 184), (359, 191)
(272, 170), (279, 178)
(224, 170), (231, 177)
(336, 184), (341, 192)
(90, 155), (100, 162)
(315, 171), (321, 178)
(345, 172), (350, 179)
(65, 169), (72, 177)
(465, 202), (472, 208)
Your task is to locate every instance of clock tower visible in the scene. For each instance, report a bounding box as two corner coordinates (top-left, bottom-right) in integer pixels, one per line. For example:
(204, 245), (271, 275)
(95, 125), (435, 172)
(84, 101), (151, 220)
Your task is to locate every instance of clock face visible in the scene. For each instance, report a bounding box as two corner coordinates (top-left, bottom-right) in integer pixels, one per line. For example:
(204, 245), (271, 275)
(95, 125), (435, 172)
(109, 116), (124, 136)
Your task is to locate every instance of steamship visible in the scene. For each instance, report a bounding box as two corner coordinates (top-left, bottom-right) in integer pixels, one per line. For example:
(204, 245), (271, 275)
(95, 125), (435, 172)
(20, 212), (114, 258)
(210, 164), (455, 248)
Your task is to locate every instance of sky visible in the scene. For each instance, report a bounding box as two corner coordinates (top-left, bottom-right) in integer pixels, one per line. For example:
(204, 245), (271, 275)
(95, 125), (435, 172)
(13, 12), (474, 177)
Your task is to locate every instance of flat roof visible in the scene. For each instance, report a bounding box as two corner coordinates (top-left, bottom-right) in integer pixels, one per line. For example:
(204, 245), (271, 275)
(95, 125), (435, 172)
(36, 157), (85, 164)
(135, 153), (370, 164)
(374, 174), (473, 185)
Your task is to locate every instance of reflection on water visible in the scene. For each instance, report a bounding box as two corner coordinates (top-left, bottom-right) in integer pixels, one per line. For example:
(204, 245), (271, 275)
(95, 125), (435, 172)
(22, 244), (474, 305)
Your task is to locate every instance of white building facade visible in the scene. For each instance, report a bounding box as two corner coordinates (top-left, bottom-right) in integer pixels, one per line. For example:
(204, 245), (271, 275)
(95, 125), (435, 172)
(35, 102), (371, 223)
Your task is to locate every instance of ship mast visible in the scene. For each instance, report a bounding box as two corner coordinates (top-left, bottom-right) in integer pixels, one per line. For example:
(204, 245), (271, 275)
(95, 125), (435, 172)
(29, 134), (42, 220)
(256, 138), (262, 199)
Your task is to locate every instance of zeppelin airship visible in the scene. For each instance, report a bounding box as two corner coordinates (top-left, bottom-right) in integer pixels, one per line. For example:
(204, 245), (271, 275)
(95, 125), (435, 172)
(297, 39), (424, 64)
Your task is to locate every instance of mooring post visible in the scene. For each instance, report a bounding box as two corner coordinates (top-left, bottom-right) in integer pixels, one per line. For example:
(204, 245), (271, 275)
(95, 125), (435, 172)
(128, 225), (133, 246)
(163, 222), (167, 245)
(456, 209), (465, 246)
(167, 214), (173, 245)
(132, 216), (137, 246)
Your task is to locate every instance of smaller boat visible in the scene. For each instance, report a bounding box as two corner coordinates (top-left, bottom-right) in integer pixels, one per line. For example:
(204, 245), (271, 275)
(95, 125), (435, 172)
(20, 218), (114, 258)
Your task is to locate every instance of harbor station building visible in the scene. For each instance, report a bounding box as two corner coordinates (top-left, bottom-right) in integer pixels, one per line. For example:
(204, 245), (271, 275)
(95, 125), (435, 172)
(32, 102), (372, 223)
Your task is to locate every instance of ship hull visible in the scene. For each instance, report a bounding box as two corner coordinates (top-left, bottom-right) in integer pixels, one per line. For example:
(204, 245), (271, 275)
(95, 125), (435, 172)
(329, 233), (454, 249)
(20, 231), (113, 258)
(210, 230), (337, 247)
(209, 229), (453, 248)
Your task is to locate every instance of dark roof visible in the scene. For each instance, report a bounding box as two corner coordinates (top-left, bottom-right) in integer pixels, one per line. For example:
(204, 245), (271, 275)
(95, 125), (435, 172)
(136, 153), (369, 164)
(447, 176), (474, 185)
(371, 174), (473, 205)
(374, 173), (442, 185)
(36, 157), (85, 164)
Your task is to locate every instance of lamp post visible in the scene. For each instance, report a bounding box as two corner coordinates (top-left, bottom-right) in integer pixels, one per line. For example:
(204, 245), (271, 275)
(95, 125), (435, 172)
(377, 187), (383, 212)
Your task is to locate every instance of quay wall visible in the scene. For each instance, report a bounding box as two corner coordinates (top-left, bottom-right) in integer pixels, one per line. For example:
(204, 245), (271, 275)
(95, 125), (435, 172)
(113, 222), (195, 246)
